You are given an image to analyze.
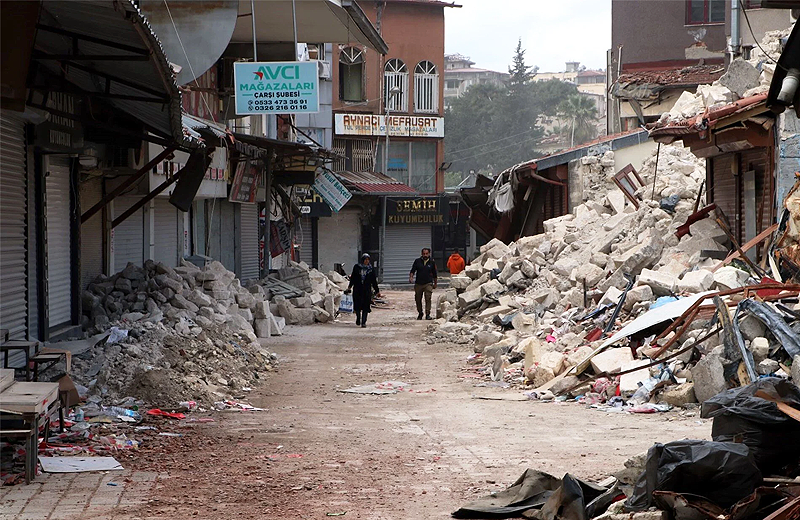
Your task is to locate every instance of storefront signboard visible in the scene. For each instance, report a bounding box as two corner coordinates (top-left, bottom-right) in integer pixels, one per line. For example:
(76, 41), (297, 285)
(234, 61), (319, 114)
(386, 196), (448, 225)
(335, 114), (444, 138)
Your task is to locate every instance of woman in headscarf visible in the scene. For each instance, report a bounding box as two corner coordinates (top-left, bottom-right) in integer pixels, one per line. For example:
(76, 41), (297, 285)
(346, 253), (381, 328)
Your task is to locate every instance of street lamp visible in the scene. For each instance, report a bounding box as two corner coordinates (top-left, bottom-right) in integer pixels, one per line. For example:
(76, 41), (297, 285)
(379, 84), (402, 282)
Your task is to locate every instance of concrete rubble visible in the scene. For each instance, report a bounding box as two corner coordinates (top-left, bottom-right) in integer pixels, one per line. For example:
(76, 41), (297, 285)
(72, 257), (346, 406)
(430, 72), (800, 415)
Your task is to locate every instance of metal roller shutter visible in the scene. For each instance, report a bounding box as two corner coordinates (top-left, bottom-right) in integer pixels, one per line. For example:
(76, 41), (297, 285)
(238, 203), (259, 281)
(81, 176), (104, 288)
(154, 198), (179, 267)
(709, 154), (738, 240)
(383, 225), (431, 284)
(0, 111), (28, 339)
(46, 156), (73, 328)
(296, 216), (313, 267)
(114, 196), (144, 273)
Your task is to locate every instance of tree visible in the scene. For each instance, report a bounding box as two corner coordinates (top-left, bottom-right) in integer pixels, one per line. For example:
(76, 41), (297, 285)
(507, 38), (536, 96)
(557, 95), (599, 147)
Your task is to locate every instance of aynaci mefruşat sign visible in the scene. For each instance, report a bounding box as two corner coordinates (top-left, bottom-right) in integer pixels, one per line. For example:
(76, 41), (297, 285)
(386, 197), (447, 225)
(234, 61), (319, 115)
(335, 114), (444, 138)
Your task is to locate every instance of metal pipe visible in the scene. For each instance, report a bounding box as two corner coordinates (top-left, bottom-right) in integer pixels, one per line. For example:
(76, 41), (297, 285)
(730, 0), (741, 58)
(292, 0), (298, 54)
(250, 0), (257, 61)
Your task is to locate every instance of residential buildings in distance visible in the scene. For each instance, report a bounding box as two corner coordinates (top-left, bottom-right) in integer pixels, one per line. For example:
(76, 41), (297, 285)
(443, 54), (509, 107)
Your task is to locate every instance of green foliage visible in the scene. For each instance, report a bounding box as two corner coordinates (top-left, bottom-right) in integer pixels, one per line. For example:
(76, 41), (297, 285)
(444, 42), (581, 177)
(557, 94), (599, 147)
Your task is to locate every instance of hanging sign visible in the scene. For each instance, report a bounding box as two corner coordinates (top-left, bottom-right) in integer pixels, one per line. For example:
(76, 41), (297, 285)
(229, 160), (259, 203)
(312, 170), (352, 212)
(270, 219), (292, 258)
(234, 61), (319, 115)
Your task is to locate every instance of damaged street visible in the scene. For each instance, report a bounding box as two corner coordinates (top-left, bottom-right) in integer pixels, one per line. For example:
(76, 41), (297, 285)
(7, 1), (800, 520)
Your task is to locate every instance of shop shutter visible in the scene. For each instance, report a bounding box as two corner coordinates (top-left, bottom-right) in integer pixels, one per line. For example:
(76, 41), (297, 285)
(238, 203), (260, 281)
(46, 156), (73, 328)
(0, 111), (28, 339)
(709, 154), (738, 241)
(114, 196), (144, 273)
(154, 198), (180, 267)
(296, 216), (314, 267)
(208, 200), (236, 273)
(80, 176), (104, 288)
(383, 225), (431, 284)
(739, 148), (773, 242)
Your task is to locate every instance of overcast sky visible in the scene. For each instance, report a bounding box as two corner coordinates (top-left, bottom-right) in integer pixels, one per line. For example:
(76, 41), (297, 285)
(444, 0), (611, 73)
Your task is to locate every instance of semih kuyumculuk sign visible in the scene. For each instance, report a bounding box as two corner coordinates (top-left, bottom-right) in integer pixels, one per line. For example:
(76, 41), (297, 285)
(234, 61), (319, 115)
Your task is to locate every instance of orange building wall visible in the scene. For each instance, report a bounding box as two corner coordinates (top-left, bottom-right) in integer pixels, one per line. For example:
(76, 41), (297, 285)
(332, 0), (447, 193)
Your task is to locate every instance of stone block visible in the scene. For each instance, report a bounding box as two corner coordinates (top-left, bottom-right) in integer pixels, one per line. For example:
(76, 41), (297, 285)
(520, 259), (537, 278)
(226, 313), (255, 337)
(739, 314), (766, 341)
(757, 358), (780, 375)
(236, 291), (256, 309)
(312, 306), (332, 323)
(464, 263), (483, 280)
(553, 256), (580, 277)
(475, 331), (504, 348)
(550, 375), (581, 396)
(574, 263), (605, 287)
(624, 285), (654, 311)
(590, 347), (634, 374)
(234, 307), (253, 322)
(289, 296), (313, 308)
(187, 289), (213, 308)
(171, 294), (199, 313)
(619, 360), (651, 394)
(511, 312), (537, 334)
(750, 337), (769, 364)
(638, 268), (677, 296)
(497, 262), (518, 285)
(662, 382), (697, 406)
(450, 275), (472, 291)
(271, 315), (285, 335)
(713, 266), (750, 291)
(480, 279), (504, 296)
(540, 351), (567, 375)
(692, 347), (728, 402)
(505, 271), (526, 288)
(458, 288), (483, 308)
(294, 308), (317, 325)
(600, 286), (624, 306)
(466, 272), (490, 293)
(678, 269), (714, 293)
(607, 190), (626, 214)
(527, 365), (555, 387)
(482, 257), (500, 272)
(478, 305), (514, 319)
(254, 318), (271, 338)
(253, 301), (271, 319)
(719, 58), (761, 97)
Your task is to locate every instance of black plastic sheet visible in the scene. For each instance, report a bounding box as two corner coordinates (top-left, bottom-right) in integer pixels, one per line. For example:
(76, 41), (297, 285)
(451, 469), (561, 519)
(625, 440), (762, 511)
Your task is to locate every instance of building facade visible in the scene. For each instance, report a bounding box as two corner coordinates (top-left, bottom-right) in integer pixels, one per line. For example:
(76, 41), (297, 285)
(443, 54), (509, 107)
(324, 0), (459, 283)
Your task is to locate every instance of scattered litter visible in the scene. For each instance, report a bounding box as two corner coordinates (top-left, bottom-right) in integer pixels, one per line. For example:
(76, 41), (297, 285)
(39, 456), (124, 473)
(340, 381), (411, 395)
(146, 409), (186, 420)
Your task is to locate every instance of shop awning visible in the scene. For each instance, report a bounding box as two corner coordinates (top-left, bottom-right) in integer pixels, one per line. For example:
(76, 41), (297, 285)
(335, 171), (417, 195)
(231, 0), (388, 54)
(31, 0), (196, 148)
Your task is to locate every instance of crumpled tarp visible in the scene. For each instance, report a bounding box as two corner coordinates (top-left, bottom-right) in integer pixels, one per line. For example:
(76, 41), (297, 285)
(625, 440), (762, 512)
(736, 299), (800, 358)
(451, 469), (618, 519)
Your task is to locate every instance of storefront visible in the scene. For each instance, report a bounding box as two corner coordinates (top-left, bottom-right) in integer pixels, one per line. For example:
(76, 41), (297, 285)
(382, 196), (447, 284)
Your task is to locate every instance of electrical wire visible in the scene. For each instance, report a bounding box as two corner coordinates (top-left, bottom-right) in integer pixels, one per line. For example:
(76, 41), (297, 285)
(740, 7), (786, 70)
(445, 125), (541, 156)
(448, 132), (545, 163)
(163, 0), (218, 121)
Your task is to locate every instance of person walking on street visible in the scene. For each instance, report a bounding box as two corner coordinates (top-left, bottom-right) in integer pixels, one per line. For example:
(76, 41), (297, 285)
(346, 253), (381, 328)
(447, 250), (466, 275)
(409, 248), (437, 320)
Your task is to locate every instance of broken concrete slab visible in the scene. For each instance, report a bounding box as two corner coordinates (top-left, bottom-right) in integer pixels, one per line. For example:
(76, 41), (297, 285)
(590, 347), (634, 374)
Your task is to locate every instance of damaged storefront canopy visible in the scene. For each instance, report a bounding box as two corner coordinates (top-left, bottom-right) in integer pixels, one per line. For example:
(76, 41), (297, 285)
(29, 0), (199, 149)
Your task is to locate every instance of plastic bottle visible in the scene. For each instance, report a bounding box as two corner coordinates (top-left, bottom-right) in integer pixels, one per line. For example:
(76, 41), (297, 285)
(74, 407), (84, 422)
(104, 406), (139, 418)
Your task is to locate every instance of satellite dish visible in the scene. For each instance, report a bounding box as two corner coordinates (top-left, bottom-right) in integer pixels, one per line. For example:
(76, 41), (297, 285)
(139, 1), (238, 86)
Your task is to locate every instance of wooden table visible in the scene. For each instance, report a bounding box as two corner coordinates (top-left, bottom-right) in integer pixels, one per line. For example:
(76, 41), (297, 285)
(0, 381), (60, 483)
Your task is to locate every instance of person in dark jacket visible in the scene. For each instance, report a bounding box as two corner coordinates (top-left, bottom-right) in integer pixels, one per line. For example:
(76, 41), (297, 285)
(346, 253), (381, 328)
(409, 247), (437, 320)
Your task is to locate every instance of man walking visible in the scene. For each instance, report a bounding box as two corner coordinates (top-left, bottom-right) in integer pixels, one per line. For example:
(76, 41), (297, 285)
(409, 247), (437, 320)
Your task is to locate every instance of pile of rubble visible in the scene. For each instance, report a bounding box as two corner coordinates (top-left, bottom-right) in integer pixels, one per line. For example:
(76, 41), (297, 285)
(662, 28), (789, 124)
(74, 258), (346, 405)
(433, 138), (800, 409)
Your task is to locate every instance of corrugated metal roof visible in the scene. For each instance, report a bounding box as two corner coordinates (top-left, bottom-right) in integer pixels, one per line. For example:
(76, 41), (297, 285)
(616, 64), (725, 87)
(335, 171), (418, 194)
(35, 0), (198, 148)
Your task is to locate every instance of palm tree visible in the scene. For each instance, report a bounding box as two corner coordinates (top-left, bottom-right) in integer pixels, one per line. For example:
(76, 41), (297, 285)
(557, 95), (598, 147)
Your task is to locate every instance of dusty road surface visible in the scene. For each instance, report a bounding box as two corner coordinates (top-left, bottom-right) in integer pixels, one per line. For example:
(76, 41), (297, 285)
(3, 290), (712, 520)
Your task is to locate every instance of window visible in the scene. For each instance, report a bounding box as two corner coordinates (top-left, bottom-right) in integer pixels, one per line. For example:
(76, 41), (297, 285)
(376, 141), (437, 193)
(445, 79), (460, 90)
(686, 0), (725, 24)
(339, 47), (364, 102)
(414, 61), (439, 114)
(384, 59), (408, 112)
